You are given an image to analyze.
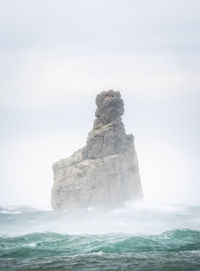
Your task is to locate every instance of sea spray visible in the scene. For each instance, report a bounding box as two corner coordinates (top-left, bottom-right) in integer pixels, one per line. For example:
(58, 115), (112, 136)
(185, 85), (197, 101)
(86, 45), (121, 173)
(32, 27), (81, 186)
(0, 204), (200, 270)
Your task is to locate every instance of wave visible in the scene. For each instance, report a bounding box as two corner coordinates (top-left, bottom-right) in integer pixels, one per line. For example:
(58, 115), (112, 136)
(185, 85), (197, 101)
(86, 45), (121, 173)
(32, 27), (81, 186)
(1, 205), (200, 270)
(1, 229), (200, 258)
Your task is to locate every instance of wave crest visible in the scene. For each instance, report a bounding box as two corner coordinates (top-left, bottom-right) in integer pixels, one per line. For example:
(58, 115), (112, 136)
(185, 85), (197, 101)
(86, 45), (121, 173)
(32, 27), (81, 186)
(1, 229), (200, 258)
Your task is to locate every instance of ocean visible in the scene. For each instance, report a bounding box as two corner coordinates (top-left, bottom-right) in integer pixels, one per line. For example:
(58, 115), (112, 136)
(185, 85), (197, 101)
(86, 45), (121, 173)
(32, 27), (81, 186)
(0, 203), (200, 271)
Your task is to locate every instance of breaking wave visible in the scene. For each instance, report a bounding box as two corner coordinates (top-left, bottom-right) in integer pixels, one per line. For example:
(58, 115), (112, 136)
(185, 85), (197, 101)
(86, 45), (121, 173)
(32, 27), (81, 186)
(0, 204), (200, 270)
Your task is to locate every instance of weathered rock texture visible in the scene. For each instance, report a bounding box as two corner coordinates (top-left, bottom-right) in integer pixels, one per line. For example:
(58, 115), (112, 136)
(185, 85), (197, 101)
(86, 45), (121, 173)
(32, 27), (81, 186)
(51, 90), (143, 210)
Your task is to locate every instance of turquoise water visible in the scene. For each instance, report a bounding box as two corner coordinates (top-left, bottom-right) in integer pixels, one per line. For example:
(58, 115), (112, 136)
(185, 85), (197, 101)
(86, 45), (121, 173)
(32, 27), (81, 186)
(0, 204), (200, 270)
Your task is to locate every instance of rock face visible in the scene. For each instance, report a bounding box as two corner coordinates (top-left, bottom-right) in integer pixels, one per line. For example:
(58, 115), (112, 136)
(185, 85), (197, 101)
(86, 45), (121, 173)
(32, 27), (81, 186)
(51, 90), (143, 210)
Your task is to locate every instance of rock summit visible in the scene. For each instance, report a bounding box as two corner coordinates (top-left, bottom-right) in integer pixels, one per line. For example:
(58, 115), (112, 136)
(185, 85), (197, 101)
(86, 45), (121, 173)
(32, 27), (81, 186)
(51, 90), (143, 210)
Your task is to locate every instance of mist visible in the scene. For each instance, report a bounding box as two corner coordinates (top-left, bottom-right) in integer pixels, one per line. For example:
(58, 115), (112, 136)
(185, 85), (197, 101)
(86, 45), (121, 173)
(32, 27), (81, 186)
(0, 0), (200, 208)
(1, 2), (200, 271)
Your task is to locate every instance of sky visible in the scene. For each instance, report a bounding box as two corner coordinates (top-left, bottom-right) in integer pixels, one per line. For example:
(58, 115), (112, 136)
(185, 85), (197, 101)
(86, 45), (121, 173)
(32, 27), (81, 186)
(0, 0), (200, 207)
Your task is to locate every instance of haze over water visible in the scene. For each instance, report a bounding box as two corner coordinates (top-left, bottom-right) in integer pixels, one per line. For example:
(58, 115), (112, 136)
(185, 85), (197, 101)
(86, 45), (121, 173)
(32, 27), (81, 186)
(0, 203), (200, 270)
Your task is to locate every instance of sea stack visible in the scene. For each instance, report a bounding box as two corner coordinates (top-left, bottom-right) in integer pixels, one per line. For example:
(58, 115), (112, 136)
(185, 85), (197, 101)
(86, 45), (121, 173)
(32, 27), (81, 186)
(51, 90), (143, 210)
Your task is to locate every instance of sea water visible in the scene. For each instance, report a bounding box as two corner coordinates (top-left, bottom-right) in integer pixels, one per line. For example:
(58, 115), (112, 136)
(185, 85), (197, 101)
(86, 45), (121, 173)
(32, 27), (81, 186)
(0, 203), (200, 271)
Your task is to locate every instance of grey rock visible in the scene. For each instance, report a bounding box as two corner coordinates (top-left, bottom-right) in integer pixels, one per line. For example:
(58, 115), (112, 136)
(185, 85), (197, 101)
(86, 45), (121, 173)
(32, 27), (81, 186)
(94, 90), (124, 127)
(51, 90), (143, 210)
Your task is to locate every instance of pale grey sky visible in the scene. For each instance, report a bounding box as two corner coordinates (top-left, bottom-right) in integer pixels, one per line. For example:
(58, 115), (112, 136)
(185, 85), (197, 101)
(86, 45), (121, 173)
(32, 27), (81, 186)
(0, 0), (200, 207)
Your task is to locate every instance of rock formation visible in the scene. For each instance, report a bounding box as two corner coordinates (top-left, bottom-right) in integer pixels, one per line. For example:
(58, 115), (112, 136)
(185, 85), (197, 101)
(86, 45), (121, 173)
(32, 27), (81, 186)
(51, 90), (143, 210)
